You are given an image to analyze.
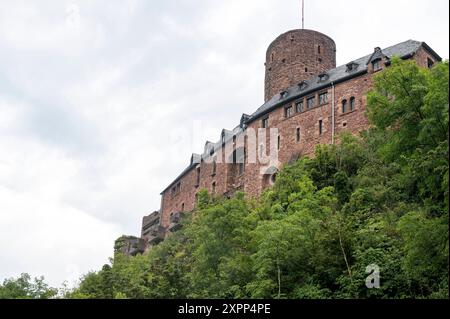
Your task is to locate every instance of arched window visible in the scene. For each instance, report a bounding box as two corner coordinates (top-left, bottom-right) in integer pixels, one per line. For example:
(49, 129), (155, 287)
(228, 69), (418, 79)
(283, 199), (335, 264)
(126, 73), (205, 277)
(342, 99), (347, 113)
(350, 97), (355, 111)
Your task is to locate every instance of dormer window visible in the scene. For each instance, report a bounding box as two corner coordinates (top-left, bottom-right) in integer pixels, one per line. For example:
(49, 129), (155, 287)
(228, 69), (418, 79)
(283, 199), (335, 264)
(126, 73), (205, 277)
(368, 47), (386, 72)
(318, 73), (329, 82)
(372, 59), (382, 72)
(298, 81), (308, 90)
(280, 90), (288, 99)
(190, 154), (200, 165)
(346, 62), (359, 72)
(240, 114), (250, 129)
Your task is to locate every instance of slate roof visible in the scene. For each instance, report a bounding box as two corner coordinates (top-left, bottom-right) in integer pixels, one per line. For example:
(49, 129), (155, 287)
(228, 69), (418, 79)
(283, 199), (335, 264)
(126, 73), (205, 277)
(160, 40), (441, 194)
(247, 40), (439, 124)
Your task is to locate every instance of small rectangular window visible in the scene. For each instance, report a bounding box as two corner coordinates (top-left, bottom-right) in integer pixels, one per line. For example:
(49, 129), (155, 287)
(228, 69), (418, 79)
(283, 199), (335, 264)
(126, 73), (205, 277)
(212, 182), (216, 194)
(319, 92), (328, 105)
(319, 120), (323, 135)
(262, 117), (269, 128)
(296, 128), (301, 142)
(307, 96), (315, 109)
(284, 105), (294, 118)
(295, 100), (304, 113)
(427, 58), (434, 69)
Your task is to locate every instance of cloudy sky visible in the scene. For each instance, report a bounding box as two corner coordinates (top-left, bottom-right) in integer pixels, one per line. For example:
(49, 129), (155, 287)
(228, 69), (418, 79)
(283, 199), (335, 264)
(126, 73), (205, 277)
(0, 0), (448, 287)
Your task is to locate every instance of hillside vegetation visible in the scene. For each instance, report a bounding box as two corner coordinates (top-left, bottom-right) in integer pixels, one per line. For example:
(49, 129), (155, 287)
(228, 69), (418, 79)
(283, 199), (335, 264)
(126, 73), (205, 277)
(2, 58), (448, 299)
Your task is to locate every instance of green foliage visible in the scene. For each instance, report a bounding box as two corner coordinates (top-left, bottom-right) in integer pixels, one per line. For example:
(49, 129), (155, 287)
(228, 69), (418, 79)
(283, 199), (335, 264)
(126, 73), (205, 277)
(0, 273), (57, 299)
(66, 59), (448, 299)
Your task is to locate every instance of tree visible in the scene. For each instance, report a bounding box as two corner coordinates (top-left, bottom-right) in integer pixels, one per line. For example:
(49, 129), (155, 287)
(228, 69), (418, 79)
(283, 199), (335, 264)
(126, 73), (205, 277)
(67, 58), (448, 299)
(0, 273), (57, 299)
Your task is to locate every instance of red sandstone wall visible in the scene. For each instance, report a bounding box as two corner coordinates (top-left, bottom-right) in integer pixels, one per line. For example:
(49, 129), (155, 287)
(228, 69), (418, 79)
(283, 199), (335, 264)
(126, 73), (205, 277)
(265, 29), (336, 102)
(155, 44), (440, 233)
(159, 152), (242, 228)
(414, 46), (439, 68)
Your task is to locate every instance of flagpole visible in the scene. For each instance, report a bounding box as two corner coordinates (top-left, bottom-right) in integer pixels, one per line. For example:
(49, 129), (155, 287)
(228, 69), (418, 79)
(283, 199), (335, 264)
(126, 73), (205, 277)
(302, 0), (304, 29)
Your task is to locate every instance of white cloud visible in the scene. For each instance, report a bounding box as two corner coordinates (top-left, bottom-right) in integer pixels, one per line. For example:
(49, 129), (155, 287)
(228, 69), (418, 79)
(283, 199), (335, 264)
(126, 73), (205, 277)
(0, 0), (448, 287)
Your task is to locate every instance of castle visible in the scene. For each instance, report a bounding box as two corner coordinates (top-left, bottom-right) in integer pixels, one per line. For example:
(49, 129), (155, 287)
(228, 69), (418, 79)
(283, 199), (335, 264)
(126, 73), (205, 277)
(117, 27), (441, 256)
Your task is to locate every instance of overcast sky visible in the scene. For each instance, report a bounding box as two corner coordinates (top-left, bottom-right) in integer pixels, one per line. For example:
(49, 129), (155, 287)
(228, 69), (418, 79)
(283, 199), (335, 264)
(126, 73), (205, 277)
(0, 0), (448, 288)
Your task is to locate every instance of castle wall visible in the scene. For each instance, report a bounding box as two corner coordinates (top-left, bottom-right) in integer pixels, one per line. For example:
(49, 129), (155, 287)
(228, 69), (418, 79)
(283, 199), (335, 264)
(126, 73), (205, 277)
(265, 29), (336, 102)
(150, 40), (440, 242)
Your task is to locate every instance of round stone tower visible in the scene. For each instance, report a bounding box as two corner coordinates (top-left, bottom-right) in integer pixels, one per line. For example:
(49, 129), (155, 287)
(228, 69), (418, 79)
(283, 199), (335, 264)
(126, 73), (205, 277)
(264, 29), (336, 102)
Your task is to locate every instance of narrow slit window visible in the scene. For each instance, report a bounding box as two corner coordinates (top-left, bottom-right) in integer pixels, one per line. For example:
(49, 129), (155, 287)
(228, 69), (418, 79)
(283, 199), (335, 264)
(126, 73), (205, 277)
(296, 128), (301, 142)
(319, 120), (323, 135)
(196, 167), (200, 186)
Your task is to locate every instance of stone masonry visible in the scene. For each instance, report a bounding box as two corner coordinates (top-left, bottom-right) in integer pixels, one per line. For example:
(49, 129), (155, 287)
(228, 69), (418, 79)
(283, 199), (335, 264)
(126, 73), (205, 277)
(132, 28), (441, 253)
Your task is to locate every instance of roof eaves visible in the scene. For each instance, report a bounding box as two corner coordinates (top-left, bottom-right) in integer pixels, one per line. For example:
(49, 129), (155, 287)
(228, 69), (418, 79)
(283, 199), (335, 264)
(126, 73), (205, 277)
(421, 42), (443, 61)
(247, 69), (367, 124)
